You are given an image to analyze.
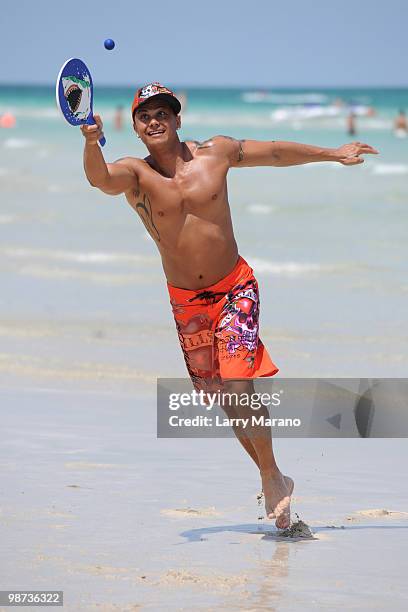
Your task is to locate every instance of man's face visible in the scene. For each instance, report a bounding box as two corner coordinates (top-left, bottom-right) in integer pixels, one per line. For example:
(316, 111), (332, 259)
(133, 98), (181, 145)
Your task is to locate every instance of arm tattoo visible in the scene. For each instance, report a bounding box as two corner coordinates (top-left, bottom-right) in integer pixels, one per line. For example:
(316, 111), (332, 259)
(238, 139), (245, 162)
(218, 135), (246, 162)
(270, 141), (279, 161)
(135, 191), (160, 242)
(195, 135), (245, 162)
(218, 135), (236, 142)
(195, 138), (214, 149)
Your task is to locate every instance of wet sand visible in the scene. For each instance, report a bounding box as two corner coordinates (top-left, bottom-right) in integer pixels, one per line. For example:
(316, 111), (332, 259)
(1, 384), (408, 611)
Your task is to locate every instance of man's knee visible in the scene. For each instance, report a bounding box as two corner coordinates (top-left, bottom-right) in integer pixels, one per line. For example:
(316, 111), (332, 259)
(223, 378), (255, 395)
(220, 378), (255, 413)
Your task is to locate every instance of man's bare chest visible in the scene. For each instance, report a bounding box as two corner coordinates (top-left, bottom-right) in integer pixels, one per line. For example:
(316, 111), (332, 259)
(126, 162), (228, 220)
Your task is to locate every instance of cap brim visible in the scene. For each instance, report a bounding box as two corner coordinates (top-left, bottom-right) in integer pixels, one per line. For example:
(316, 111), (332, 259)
(133, 93), (181, 117)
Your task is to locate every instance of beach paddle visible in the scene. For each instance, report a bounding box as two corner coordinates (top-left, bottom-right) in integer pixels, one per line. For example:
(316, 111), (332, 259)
(56, 57), (106, 146)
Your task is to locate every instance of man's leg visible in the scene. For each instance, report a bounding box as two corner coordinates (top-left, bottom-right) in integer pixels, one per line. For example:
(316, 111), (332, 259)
(222, 378), (294, 529)
(220, 401), (261, 468)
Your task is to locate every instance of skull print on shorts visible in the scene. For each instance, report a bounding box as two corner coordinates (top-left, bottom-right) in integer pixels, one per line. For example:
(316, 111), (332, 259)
(217, 280), (260, 355)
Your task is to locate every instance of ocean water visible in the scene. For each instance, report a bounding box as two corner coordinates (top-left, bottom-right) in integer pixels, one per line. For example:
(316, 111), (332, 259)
(0, 85), (407, 382)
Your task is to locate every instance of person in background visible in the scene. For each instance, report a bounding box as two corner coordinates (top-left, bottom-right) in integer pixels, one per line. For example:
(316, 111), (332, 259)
(114, 105), (124, 131)
(347, 111), (356, 136)
(394, 109), (407, 138)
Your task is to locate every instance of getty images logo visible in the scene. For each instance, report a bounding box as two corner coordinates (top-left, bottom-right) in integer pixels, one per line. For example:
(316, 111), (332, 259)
(168, 389), (284, 411)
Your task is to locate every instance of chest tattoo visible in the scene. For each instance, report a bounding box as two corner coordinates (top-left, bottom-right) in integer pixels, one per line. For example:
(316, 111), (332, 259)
(135, 192), (161, 242)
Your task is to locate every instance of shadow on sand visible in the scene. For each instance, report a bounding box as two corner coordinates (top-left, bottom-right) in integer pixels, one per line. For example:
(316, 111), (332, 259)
(179, 523), (408, 543)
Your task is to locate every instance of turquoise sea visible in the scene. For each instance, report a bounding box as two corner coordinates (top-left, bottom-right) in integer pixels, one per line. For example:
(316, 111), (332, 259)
(0, 85), (407, 385)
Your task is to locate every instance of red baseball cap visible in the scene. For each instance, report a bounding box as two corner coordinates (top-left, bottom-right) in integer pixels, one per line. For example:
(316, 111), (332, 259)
(131, 82), (181, 119)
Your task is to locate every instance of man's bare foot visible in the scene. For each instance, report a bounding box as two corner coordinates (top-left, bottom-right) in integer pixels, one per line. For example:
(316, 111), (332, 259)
(261, 470), (294, 529)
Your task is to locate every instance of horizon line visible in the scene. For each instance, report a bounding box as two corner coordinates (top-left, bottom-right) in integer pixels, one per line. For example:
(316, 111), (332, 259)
(0, 81), (408, 90)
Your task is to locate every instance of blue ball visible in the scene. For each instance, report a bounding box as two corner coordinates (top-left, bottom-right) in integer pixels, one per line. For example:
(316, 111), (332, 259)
(104, 39), (115, 50)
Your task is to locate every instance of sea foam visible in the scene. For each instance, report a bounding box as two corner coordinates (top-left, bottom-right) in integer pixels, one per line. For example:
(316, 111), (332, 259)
(249, 258), (324, 276)
(2, 247), (156, 265)
(372, 164), (408, 176)
(246, 203), (276, 214)
(3, 138), (35, 149)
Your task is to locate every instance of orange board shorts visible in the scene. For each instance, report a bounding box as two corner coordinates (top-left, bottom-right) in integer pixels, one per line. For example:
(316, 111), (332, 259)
(167, 255), (279, 392)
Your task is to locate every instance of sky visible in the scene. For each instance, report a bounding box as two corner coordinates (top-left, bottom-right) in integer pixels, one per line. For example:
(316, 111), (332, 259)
(2, 0), (408, 87)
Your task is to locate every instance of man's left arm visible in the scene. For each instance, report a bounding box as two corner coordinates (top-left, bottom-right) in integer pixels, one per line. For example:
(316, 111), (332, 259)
(227, 138), (379, 168)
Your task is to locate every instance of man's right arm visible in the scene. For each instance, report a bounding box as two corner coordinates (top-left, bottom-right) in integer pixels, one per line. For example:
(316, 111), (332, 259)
(81, 114), (138, 195)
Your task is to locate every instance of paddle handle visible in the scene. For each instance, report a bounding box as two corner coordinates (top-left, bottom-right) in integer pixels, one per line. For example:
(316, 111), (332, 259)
(86, 114), (106, 147)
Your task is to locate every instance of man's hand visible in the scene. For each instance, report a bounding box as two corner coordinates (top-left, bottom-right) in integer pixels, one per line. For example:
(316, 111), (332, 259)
(80, 114), (105, 146)
(335, 141), (379, 166)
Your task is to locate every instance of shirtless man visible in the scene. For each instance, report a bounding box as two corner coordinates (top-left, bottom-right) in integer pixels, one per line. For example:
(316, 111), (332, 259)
(81, 82), (378, 528)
